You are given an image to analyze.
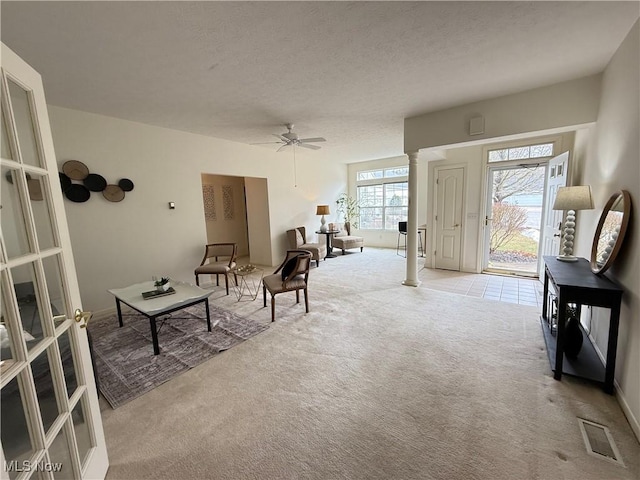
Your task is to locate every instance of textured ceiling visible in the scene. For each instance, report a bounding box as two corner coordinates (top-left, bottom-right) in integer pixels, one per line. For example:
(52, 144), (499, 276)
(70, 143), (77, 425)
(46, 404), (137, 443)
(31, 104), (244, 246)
(1, 1), (638, 163)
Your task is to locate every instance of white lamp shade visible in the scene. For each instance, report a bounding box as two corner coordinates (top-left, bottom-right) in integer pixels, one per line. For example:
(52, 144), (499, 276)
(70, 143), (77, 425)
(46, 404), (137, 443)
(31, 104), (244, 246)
(552, 185), (594, 211)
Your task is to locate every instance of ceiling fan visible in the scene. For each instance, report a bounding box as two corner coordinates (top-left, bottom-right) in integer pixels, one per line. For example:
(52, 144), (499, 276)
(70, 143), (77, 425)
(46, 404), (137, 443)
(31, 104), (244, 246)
(258, 123), (326, 152)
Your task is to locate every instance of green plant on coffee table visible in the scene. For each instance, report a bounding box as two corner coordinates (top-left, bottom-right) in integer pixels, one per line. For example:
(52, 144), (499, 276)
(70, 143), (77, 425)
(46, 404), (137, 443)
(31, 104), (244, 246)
(154, 277), (170, 287)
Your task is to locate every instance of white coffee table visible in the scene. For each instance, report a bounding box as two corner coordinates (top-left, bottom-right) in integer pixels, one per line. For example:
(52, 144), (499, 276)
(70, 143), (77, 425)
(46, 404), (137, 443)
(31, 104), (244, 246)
(108, 280), (213, 355)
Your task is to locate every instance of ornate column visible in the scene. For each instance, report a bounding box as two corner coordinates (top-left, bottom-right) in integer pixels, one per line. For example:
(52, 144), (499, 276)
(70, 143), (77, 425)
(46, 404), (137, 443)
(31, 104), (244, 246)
(403, 151), (421, 287)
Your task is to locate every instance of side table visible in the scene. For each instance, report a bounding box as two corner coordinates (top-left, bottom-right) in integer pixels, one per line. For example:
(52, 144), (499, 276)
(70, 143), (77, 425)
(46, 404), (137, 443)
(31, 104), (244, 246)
(540, 256), (623, 394)
(315, 229), (340, 258)
(233, 266), (264, 301)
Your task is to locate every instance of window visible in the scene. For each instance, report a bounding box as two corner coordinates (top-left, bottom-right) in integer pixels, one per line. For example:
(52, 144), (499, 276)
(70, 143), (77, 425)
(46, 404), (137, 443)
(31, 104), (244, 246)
(356, 167), (408, 230)
(488, 142), (554, 163)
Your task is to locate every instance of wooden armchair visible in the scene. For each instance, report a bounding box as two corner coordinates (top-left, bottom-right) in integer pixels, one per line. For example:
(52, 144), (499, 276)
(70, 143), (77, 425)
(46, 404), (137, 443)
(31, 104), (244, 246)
(262, 250), (312, 322)
(194, 243), (237, 295)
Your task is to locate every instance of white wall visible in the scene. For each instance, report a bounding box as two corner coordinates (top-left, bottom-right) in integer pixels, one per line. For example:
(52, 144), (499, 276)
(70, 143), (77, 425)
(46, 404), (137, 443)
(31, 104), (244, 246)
(573, 20), (640, 439)
(49, 107), (345, 312)
(405, 74), (601, 152)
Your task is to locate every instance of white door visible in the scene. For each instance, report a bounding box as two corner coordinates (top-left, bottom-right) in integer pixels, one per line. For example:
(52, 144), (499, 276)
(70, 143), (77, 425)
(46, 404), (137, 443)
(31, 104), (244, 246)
(1, 44), (108, 479)
(538, 151), (569, 280)
(434, 167), (464, 271)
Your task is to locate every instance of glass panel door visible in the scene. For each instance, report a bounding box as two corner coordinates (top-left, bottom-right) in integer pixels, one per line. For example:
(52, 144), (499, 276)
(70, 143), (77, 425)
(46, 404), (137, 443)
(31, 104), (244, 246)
(484, 165), (546, 276)
(1, 43), (108, 479)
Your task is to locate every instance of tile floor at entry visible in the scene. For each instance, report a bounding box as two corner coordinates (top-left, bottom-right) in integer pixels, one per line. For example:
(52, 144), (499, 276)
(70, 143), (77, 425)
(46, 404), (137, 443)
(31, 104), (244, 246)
(419, 269), (544, 307)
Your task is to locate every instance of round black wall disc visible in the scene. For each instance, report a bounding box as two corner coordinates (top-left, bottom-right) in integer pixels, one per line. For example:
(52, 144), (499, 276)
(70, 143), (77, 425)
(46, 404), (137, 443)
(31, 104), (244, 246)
(59, 172), (72, 192)
(118, 178), (134, 192)
(65, 184), (91, 203)
(83, 173), (107, 192)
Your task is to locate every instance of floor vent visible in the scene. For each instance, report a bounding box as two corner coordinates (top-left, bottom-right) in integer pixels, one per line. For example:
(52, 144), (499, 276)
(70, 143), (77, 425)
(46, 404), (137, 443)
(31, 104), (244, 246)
(578, 418), (625, 467)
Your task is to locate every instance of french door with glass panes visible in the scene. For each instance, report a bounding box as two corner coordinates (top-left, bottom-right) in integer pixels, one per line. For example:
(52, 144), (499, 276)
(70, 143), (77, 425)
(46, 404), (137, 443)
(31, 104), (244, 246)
(1, 44), (108, 479)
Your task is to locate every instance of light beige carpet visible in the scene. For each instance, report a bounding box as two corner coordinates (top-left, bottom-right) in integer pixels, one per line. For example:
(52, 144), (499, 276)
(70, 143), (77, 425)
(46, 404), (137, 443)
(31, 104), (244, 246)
(100, 248), (639, 480)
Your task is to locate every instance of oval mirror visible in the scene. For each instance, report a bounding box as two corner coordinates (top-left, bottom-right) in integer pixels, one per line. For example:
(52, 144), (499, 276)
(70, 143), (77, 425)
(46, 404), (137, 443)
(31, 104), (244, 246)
(590, 190), (631, 274)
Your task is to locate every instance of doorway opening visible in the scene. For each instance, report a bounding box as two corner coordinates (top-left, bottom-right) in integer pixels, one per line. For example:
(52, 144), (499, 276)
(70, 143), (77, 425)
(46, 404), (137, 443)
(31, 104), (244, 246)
(484, 164), (546, 277)
(200, 174), (271, 266)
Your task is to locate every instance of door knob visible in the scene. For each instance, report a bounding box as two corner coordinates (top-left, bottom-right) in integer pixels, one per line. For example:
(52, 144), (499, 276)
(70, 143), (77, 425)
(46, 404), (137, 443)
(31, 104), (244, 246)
(74, 309), (92, 329)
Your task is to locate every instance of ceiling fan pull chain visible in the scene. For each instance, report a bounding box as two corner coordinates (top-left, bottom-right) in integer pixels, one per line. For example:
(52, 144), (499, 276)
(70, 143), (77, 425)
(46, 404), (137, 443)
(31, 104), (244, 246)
(293, 146), (298, 188)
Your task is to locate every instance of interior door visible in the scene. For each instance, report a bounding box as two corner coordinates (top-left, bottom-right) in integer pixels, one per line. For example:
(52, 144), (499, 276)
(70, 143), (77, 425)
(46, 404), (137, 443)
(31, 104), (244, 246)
(1, 44), (108, 479)
(434, 167), (464, 271)
(538, 151), (569, 280)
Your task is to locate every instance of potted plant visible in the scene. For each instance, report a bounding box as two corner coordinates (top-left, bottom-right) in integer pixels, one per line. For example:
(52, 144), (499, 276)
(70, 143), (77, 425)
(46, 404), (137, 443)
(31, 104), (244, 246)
(154, 276), (171, 292)
(335, 193), (360, 229)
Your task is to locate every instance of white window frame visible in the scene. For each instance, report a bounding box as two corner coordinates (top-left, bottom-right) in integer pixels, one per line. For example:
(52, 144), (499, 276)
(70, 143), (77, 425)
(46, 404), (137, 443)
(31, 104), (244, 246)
(356, 167), (409, 231)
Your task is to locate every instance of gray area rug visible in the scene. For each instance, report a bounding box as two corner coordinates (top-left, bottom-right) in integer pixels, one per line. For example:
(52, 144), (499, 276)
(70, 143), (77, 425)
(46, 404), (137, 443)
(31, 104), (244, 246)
(89, 302), (269, 408)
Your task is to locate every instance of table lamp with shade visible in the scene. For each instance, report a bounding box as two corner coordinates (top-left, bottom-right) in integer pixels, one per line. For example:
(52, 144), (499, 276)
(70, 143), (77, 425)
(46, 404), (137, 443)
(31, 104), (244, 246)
(316, 205), (330, 233)
(552, 185), (594, 262)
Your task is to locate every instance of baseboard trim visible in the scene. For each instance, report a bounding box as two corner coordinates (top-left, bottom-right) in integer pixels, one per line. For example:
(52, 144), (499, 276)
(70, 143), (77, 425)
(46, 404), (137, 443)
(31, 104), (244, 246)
(91, 307), (117, 321)
(615, 381), (640, 443)
(587, 332), (640, 443)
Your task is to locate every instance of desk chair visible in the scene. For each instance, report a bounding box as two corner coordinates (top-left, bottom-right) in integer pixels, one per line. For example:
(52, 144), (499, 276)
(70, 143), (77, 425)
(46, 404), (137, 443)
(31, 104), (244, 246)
(397, 221), (424, 257)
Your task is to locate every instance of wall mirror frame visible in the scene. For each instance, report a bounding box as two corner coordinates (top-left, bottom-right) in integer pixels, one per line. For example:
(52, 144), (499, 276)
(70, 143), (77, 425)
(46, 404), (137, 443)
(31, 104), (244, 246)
(590, 190), (631, 275)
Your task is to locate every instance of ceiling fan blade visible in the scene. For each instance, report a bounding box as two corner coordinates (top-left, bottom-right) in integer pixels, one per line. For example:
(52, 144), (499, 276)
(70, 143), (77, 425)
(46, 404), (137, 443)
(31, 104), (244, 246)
(299, 143), (321, 150)
(272, 134), (289, 142)
(298, 137), (326, 143)
(251, 141), (285, 145)
(276, 144), (291, 152)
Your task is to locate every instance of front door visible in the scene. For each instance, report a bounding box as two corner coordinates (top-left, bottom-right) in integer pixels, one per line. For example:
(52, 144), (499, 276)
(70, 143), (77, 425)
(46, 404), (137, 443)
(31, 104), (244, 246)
(538, 151), (569, 280)
(483, 164), (546, 276)
(1, 44), (108, 479)
(434, 167), (464, 271)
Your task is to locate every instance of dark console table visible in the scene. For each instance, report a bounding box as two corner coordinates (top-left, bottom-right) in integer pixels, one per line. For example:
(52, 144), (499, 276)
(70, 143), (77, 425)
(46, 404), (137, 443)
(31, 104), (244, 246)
(541, 256), (623, 394)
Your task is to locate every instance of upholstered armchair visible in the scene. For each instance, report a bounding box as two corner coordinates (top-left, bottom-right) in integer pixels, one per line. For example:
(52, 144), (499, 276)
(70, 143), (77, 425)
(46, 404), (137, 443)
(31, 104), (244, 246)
(286, 226), (326, 267)
(194, 243), (238, 295)
(263, 250), (312, 322)
(331, 222), (364, 255)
